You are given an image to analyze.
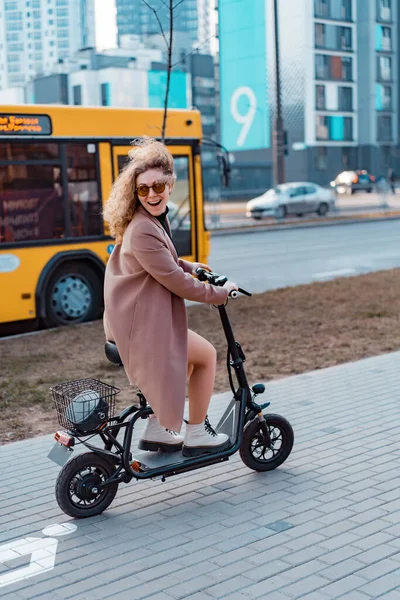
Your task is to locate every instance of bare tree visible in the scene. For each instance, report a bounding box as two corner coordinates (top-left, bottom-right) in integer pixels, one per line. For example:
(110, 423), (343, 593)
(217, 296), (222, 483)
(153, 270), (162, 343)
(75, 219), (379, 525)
(141, 0), (184, 141)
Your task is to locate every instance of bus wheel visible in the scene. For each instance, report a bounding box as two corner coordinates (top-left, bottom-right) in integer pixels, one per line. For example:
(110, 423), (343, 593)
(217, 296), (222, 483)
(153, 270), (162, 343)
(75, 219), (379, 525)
(42, 262), (103, 328)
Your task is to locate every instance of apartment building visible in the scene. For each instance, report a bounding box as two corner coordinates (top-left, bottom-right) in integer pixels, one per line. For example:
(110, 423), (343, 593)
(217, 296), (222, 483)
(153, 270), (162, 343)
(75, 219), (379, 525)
(115, 0), (199, 46)
(0, 0), (95, 90)
(217, 0), (399, 194)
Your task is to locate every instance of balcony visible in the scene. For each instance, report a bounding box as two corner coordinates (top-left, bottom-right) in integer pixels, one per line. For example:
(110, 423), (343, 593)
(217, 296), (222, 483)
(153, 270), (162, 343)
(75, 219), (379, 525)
(380, 6), (391, 21)
(381, 37), (392, 51)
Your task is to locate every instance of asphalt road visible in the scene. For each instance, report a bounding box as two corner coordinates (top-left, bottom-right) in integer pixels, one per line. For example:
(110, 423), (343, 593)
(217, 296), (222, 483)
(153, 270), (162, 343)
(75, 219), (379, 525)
(209, 218), (400, 294)
(205, 191), (400, 229)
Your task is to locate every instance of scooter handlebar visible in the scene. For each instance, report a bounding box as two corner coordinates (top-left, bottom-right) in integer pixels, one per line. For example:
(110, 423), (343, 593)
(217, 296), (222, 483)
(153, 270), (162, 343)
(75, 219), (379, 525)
(229, 288), (252, 298)
(195, 268), (252, 297)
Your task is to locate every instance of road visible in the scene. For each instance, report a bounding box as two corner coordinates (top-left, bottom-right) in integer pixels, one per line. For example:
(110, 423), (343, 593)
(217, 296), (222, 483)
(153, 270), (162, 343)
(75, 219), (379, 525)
(209, 218), (400, 294)
(205, 191), (400, 229)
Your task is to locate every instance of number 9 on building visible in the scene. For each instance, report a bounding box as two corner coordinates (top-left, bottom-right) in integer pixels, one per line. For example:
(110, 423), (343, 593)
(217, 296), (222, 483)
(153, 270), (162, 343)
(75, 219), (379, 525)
(219, 0), (269, 152)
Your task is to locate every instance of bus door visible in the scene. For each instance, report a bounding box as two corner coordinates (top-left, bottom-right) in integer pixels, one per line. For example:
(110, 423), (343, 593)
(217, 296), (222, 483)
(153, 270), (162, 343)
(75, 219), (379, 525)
(112, 145), (196, 261)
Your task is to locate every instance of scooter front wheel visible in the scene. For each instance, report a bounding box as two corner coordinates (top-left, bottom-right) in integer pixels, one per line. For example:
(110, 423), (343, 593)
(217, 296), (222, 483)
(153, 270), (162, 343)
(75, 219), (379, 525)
(239, 414), (294, 472)
(55, 452), (119, 518)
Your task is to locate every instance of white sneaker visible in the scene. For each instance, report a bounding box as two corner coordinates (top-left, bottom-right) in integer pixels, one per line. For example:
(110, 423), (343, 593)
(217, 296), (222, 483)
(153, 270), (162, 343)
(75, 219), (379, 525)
(138, 417), (183, 453)
(182, 416), (230, 457)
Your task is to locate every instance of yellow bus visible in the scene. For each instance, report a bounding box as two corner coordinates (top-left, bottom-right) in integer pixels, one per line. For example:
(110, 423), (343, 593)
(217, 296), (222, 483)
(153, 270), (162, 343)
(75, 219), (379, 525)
(0, 105), (209, 334)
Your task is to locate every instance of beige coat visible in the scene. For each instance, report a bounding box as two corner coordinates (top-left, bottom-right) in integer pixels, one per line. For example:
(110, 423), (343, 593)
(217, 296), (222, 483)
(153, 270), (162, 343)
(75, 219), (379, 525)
(103, 206), (229, 431)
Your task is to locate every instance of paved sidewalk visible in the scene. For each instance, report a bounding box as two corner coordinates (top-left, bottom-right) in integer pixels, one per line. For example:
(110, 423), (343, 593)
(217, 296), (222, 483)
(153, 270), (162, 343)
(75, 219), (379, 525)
(1, 351), (400, 599)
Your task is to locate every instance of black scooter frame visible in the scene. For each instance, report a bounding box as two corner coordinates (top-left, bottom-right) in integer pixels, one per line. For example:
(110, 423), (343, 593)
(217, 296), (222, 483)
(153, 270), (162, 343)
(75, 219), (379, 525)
(74, 299), (270, 488)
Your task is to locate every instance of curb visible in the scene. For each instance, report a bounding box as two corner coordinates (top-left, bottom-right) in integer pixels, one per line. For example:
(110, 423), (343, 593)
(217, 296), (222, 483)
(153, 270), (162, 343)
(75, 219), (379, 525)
(210, 213), (400, 236)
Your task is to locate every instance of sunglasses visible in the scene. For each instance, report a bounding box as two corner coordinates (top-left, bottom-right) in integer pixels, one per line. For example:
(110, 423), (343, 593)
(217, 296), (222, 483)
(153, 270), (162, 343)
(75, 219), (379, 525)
(135, 181), (167, 197)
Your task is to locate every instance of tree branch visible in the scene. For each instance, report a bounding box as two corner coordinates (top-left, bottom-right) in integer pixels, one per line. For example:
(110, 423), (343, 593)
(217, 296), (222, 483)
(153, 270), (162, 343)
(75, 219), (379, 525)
(171, 34), (216, 68)
(141, 0), (169, 50)
(161, 0), (174, 141)
(173, 0), (185, 8)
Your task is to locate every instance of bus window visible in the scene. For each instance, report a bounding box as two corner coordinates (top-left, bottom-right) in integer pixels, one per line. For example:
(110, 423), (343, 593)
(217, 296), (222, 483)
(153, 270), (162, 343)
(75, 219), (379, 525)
(169, 156), (192, 257)
(66, 143), (102, 237)
(0, 142), (59, 161)
(115, 152), (192, 257)
(0, 162), (65, 243)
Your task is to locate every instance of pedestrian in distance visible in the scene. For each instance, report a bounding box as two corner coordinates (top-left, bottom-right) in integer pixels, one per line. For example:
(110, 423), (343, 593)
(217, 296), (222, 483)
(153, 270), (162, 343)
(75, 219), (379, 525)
(388, 168), (396, 194)
(102, 137), (238, 456)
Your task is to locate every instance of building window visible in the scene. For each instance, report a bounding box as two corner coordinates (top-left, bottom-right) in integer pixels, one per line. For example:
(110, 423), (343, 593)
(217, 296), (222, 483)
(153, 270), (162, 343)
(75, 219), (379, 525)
(340, 26), (352, 50)
(316, 147), (328, 171)
(315, 54), (329, 79)
(100, 82), (110, 106)
(341, 0), (352, 20)
(201, 115), (216, 126)
(378, 55), (392, 80)
(316, 116), (329, 140)
(343, 117), (352, 140)
(316, 84), (326, 109)
(315, 23), (325, 48)
(327, 0), (351, 20)
(194, 76), (215, 89)
(376, 84), (392, 110)
(379, 0), (391, 22)
(316, 115), (353, 140)
(314, 0), (329, 18)
(316, 54), (352, 80)
(377, 115), (392, 140)
(7, 54), (20, 62)
(338, 86), (353, 110)
(332, 56), (352, 80)
(376, 25), (392, 51)
(316, 24), (352, 51)
(382, 27), (391, 51)
(7, 42), (24, 51)
(73, 85), (82, 105)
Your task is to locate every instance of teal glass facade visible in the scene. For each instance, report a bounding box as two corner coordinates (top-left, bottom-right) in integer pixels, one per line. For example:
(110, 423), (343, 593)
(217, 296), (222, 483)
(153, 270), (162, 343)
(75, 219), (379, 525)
(218, 0), (269, 151)
(148, 71), (188, 109)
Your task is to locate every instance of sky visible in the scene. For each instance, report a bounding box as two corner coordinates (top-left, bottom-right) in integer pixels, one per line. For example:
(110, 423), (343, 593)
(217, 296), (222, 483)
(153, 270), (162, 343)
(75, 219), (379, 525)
(94, 0), (117, 51)
(94, 0), (217, 53)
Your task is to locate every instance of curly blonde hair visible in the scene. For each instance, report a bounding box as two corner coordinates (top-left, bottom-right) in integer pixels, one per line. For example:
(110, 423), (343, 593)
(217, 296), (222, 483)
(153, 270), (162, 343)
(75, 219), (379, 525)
(103, 137), (176, 243)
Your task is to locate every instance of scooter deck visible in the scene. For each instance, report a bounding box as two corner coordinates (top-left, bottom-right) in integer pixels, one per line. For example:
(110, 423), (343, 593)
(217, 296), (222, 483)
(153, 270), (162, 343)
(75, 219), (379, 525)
(133, 398), (240, 470)
(133, 449), (212, 469)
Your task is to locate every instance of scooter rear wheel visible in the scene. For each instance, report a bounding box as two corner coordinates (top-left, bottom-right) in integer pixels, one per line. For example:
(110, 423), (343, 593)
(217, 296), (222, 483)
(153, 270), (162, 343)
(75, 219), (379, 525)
(240, 413), (294, 472)
(55, 452), (119, 518)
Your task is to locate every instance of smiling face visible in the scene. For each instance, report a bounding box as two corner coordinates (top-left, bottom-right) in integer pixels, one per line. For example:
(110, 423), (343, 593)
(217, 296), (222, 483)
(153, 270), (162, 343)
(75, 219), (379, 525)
(136, 168), (172, 217)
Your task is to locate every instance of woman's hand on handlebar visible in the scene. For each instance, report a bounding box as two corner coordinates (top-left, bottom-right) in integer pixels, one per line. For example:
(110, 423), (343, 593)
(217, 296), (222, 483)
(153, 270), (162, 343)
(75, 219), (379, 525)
(223, 280), (239, 296)
(195, 267), (252, 298)
(192, 262), (211, 276)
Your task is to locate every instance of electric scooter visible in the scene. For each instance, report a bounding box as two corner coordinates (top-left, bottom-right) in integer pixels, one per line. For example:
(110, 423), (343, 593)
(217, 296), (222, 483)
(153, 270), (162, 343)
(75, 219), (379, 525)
(49, 269), (294, 519)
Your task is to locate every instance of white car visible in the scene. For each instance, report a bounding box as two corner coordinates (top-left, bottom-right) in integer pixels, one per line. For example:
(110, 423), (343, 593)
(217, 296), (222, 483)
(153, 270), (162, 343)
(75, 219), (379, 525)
(246, 182), (336, 220)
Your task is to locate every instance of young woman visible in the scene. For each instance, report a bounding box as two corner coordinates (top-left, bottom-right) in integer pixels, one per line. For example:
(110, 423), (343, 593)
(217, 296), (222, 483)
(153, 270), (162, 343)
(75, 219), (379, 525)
(103, 138), (238, 457)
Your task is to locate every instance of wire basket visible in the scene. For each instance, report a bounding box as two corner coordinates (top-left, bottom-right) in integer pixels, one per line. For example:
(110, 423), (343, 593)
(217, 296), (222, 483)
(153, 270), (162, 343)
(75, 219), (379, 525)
(51, 378), (120, 435)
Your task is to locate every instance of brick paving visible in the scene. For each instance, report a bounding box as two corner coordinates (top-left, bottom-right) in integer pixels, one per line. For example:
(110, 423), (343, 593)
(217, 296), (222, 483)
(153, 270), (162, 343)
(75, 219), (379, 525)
(0, 351), (399, 599)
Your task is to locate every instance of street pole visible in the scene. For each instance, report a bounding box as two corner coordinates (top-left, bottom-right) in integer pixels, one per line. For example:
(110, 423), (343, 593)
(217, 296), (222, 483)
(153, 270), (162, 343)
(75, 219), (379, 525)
(272, 0), (286, 185)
